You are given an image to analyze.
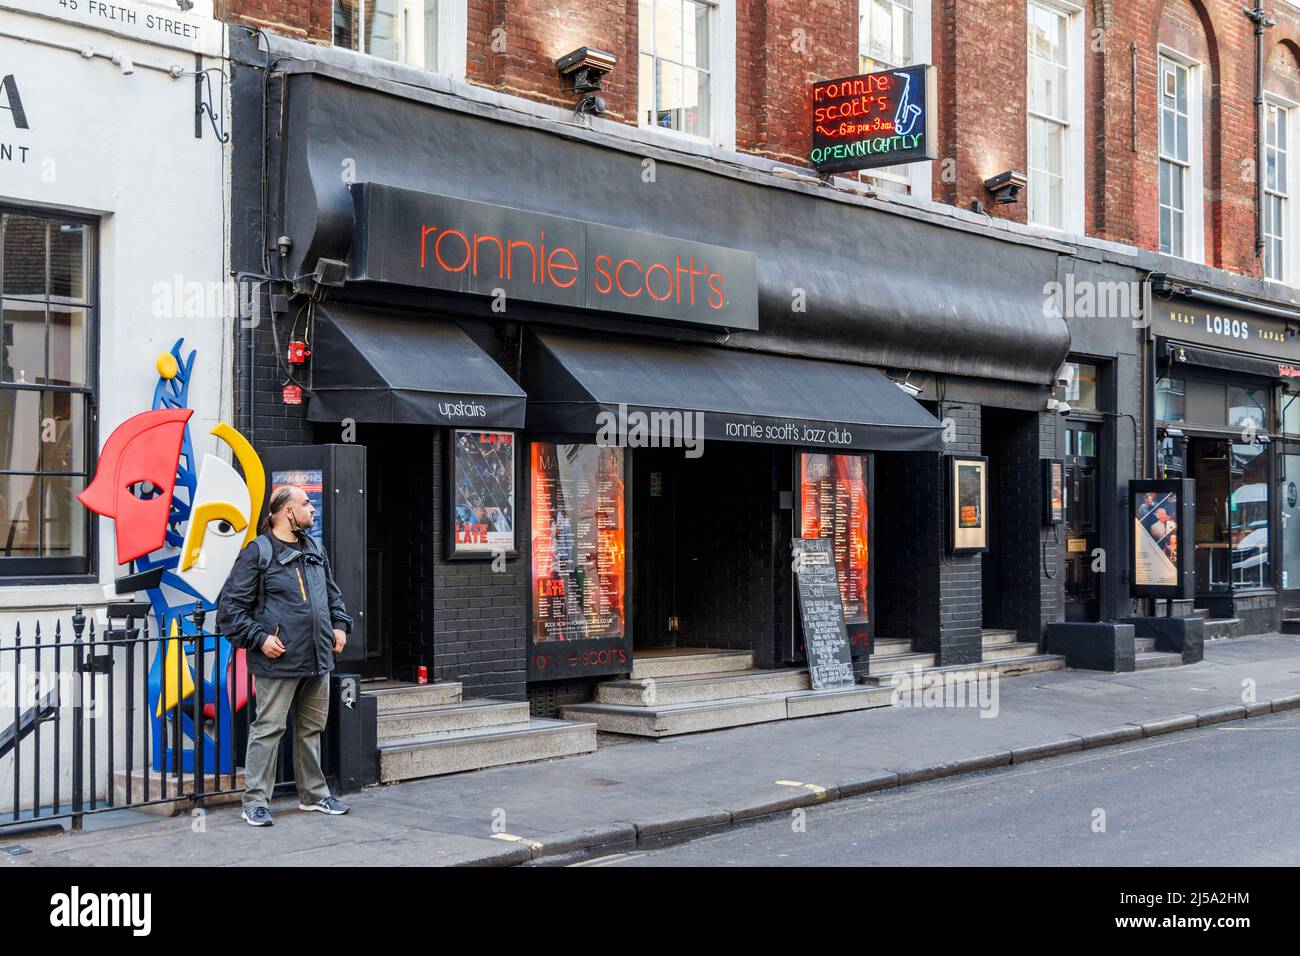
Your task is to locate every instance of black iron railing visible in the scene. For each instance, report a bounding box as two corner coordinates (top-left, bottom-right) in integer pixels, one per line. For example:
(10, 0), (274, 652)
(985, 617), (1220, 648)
(1, 604), (256, 831)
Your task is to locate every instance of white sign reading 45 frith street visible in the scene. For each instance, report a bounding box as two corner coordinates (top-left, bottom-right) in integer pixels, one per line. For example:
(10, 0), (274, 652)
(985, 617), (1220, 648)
(1, 0), (221, 56)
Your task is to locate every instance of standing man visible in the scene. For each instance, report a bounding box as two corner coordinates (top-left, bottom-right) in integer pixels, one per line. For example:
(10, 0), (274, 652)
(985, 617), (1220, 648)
(218, 484), (354, 826)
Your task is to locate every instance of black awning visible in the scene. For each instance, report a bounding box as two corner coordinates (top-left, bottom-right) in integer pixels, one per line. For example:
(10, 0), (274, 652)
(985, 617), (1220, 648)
(307, 305), (526, 427)
(1162, 339), (1294, 381)
(522, 331), (944, 452)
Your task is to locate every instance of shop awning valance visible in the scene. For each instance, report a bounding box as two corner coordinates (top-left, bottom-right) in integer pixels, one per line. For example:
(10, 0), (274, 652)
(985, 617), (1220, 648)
(522, 330), (944, 453)
(307, 305), (526, 427)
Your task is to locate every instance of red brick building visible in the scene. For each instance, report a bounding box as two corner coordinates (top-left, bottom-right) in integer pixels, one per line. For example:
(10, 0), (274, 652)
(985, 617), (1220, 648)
(215, 0), (1300, 284)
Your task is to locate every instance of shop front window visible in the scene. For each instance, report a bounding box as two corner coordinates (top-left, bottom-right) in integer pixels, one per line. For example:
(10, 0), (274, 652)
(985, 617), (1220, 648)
(530, 443), (626, 643)
(1230, 443), (1270, 589)
(1064, 361), (1098, 410)
(1283, 454), (1300, 590)
(0, 209), (94, 577)
(1156, 376), (1185, 422)
(1227, 385), (1268, 434)
(799, 453), (869, 626)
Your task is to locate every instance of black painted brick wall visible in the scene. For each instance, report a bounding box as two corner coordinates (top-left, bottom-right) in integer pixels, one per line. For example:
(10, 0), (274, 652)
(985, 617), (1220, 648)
(938, 403), (984, 666)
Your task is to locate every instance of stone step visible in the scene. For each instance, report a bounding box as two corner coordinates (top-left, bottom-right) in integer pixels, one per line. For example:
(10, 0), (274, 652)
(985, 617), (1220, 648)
(1282, 618), (1300, 636)
(595, 667), (811, 706)
(864, 652), (938, 677)
(981, 641), (1041, 661)
(630, 649), (754, 680)
(363, 681), (462, 713)
(981, 629), (1019, 646)
(1134, 637), (1156, 654)
(376, 698), (531, 743)
(1135, 651), (1183, 670)
(377, 718), (596, 783)
(871, 637), (914, 656)
(1202, 618), (1242, 641)
(862, 654), (1067, 686)
(562, 684), (894, 737)
(1192, 608), (1212, 619)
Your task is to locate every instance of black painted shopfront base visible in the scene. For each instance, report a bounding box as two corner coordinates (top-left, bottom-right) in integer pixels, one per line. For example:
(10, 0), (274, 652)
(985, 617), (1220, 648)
(1045, 622), (1136, 672)
(1118, 616), (1205, 665)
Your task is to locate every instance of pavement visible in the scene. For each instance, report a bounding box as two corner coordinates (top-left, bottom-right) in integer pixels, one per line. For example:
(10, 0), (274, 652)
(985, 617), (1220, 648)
(3, 634), (1300, 868)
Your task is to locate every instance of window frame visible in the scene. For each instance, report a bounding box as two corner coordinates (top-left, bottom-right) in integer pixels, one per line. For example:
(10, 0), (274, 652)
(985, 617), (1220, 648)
(855, 0), (932, 201)
(0, 203), (99, 582)
(1025, 0), (1084, 233)
(1157, 47), (1205, 264)
(636, 0), (737, 150)
(1263, 92), (1298, 284)
(332, 0), (468, 81)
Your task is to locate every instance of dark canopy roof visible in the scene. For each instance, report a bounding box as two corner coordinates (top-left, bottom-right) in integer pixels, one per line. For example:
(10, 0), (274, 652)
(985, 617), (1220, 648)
(523, 330), (944, 452)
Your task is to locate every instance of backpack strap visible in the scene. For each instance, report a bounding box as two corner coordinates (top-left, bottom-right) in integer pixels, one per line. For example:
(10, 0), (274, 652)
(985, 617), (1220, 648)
(252, 534), (273, 612)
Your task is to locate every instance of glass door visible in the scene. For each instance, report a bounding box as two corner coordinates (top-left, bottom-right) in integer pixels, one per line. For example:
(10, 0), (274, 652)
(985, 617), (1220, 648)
(1283, 454), (1300, 591)
(1188, 437), (1232, 594)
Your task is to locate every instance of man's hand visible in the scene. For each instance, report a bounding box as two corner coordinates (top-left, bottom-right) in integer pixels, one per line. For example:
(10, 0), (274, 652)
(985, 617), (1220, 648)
(333, 629), (347, 654)
(261, 633), (286, 659)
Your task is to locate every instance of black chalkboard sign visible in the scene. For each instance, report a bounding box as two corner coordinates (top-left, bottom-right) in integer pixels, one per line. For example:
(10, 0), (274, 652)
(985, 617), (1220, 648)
(791, 537), (856, 690)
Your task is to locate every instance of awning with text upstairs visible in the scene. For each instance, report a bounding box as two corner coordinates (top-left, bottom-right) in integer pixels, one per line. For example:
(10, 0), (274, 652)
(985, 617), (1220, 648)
(522, 330), (945, 452)
(306, 304), (526, 427)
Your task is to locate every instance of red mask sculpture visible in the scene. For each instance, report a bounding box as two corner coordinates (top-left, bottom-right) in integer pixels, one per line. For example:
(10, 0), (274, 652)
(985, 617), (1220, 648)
(78, 408), (193, 564)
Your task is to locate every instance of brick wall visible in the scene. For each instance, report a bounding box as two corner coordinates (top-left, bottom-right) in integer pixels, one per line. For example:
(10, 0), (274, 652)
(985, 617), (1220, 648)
(221, 0), (1300, 284)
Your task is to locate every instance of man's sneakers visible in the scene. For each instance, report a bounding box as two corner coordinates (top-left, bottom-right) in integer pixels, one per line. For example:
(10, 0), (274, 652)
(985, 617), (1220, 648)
(299, 795), (350, 815)
(242, 805), (274, 827)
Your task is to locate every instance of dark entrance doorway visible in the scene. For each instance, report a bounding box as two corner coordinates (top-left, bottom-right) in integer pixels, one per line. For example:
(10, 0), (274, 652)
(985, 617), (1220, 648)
(1063, 422), (1100, 621)
(630, 443), (781, 665)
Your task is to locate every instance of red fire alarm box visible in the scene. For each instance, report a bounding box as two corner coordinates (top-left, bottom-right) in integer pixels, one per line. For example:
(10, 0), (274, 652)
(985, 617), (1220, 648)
(287, 340), (311, 365)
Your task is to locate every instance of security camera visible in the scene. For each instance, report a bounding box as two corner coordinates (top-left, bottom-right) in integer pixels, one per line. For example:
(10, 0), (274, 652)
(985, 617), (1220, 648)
(111, 53), (135, 76)
(555, 47), (618, 93)
(1056, 401), (1072, 417)
(984, 170), (1028, 205)
(1056, 363), (1075, 389)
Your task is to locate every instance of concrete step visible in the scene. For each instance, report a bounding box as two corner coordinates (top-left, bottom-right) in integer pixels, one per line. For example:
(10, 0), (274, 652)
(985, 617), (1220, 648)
(363, 681), (462, 713)
(871, 637), (914, 656)
(376, 698), (530, 743)
(1192, 608), (1212, 619)
(864, 652), (938, 677)
(981, 641), (1041, 661)
(1134, 637), (1156, 654)
(1202, 618), (1242, 641)
(630, 649), (754, 680)
(562, 684), (894, 737)
(1135, 651), (1183, 670)
(377, 718), (596, 783)
(981, 629), (1019, 646)
(862, 654), (1066, 686)
(1282, 618), (1300, 636)
(595, 668), (811, 706)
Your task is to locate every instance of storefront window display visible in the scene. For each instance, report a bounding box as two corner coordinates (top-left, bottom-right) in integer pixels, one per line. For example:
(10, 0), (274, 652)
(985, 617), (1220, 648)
(798, 453), (869, 626)
(530, 443), (626, 643)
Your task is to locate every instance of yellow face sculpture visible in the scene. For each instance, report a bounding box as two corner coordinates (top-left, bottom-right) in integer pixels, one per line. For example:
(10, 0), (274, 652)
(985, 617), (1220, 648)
(176, 423), (266, 604)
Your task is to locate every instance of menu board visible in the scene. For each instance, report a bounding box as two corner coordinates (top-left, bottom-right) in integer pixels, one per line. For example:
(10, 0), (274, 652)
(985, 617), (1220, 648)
(791, 537), (856, 689)
(530, 443), (626, 643)
(800, 453), (869, 625)
(451, 430), (515, 556)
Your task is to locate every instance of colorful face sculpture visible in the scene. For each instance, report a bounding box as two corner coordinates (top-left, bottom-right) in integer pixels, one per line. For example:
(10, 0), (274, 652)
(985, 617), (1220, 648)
(176, 455), (252, 603)
(78, 407), (193, 564)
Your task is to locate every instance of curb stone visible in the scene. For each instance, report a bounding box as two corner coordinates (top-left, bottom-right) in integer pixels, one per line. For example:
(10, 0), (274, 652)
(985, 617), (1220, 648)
(728, 786), (836, 823)
(1138, 714), (1198, 737)
(1010, 737), (1083, 763)
(834, 770), (900, 798)
(528, 823), (637, 861)
(894, 751), (1011, 785)
(1271, 693), (1300, 712)
(1196, 705), (1247, 727)
(1080, 725), (1143, 749)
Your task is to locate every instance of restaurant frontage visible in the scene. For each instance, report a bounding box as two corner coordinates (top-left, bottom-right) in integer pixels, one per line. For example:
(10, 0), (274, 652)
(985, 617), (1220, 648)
(228, 31), (1072, 734)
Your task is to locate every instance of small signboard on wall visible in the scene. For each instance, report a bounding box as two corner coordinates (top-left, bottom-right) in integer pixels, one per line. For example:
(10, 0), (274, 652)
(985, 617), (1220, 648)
(946, 455), (989, 554)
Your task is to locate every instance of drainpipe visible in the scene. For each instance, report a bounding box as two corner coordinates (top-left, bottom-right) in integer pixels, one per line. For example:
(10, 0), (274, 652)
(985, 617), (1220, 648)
(1246, 7), (1276, 260)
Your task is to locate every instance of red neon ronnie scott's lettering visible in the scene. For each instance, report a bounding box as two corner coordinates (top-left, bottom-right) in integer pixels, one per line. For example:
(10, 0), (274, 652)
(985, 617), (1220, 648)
(419, 225), (727, 309)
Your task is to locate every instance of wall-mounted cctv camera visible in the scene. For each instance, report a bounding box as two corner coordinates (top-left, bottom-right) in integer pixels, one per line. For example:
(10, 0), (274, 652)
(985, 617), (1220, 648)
(984, 169), (1028, 205)
(1056, 363), (1075, 388)
(1056, 401), (1072, 416)
(555, 47), (618, 93)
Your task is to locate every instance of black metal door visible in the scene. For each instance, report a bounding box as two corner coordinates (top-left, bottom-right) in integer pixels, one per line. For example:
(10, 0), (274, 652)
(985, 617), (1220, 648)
(631, 448), (679, 649)
(1064, 424), (1100, 621)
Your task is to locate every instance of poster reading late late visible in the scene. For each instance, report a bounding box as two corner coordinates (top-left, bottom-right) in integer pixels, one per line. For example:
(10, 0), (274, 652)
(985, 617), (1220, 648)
(1134, 489), (1179, 587)
(452, 430), (516, 555)
(800, 453), (869, 625)
(530, 443), (626, 642)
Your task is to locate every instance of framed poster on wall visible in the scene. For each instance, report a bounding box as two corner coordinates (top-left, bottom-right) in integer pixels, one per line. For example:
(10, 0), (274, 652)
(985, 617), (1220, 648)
(1130, 478), (1193, 598)
(795, 451), (873, 659)
(448, 429), (517, 559)
(946, 455), (988, 554)
(1044, 458), (1065, 525)
(528, 442), (630, 680)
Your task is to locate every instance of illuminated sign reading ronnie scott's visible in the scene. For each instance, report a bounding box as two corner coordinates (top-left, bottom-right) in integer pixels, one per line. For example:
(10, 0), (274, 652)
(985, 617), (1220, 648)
(810, 64), (937, 175)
